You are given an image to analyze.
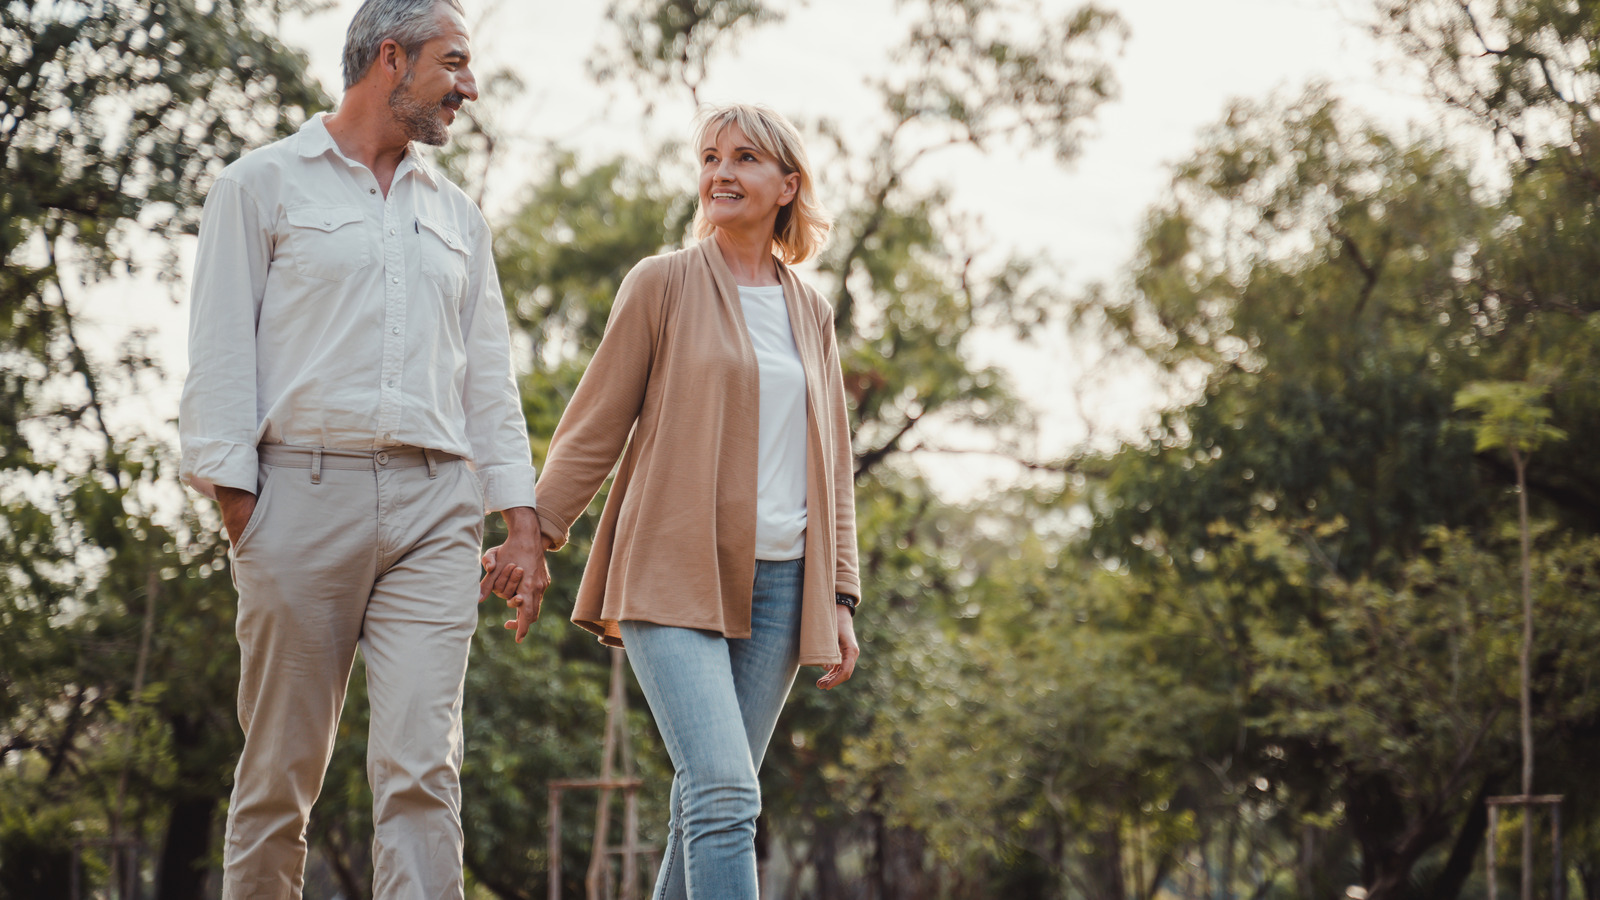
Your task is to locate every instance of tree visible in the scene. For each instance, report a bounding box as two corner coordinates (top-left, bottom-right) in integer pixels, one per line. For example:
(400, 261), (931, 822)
(1455, 379), (1568, 900)
(1, 2), (325, 897)
(1070, 79), (1600, 899)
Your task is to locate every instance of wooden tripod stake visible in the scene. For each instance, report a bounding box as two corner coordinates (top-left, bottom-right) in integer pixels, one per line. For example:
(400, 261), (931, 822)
(1485, 794), (1563, 900)
(548, 647), (654, 900)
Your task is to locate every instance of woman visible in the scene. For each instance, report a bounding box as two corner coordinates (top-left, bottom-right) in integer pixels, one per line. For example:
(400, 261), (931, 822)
(489, 103), (861, 899)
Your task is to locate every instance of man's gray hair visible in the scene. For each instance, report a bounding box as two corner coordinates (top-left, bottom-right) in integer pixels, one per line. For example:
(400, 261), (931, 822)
(341, 0), (466, 90)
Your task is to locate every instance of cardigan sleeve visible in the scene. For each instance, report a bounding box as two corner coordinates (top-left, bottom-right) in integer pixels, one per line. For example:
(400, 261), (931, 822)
(534, 256), (666, 550)
(822, 308), (863, 600)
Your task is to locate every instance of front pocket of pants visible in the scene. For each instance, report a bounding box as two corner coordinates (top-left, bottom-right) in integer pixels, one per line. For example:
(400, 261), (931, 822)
(284, 205), (371, 281)
(233, 466), (278, 554)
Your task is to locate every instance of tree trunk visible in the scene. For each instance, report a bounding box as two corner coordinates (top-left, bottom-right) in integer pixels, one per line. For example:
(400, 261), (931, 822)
(154, 794), (218, 900)
(1425, 776), (1494, 900)
(1514, 449), (1534, 900)
(813, 824), (845, 900)
(1084, 816), (1125, 900)
(1347, 772), (1452, 900)
(1219, 812), (1237, 900)
(318, 825), (371, 900)
(1577, 860), (1597, 900)
(1298, 827), (1316, 900)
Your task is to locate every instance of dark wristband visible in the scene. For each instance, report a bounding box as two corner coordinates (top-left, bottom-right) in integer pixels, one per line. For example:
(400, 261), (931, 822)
(834, 593), (858, 616)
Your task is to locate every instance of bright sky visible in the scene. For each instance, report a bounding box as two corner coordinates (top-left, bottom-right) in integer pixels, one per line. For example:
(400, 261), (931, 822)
(93, 0), (1455, 493)
(276, 0), (1442, 270)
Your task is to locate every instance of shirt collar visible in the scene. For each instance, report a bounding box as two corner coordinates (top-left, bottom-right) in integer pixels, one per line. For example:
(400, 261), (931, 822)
(295, 113), (339, 159)
(401, 150), (440, 190)
(295, 113), (440, 191)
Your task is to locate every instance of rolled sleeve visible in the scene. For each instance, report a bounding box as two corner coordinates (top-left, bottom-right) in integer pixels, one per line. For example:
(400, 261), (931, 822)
(459, 215), (537, 513)
(179, 177), (267, 498)
(180, 439), (259, 500)
(475, 463), (537, 515)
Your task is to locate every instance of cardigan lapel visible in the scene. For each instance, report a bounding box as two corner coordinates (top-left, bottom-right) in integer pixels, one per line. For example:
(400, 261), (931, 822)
(700, 237), (826, 425)
(698, 238), (742, 320)
(696, 238), (762, 385)
(776, 263), (823, 397)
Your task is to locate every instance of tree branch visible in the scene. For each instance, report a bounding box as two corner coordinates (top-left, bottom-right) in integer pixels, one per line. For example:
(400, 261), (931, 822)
(854, 413), (922, 478)
(900, 443), (1075, 473)
(48, 230), (121, 487)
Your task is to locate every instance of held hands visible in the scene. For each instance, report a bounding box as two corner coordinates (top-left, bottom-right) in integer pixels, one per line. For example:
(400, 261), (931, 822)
(816, 603), (859, 691)
(478, 535), (550, 644)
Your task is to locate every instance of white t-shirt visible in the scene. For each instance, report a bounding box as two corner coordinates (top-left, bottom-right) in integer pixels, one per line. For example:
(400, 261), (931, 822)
(738, 284), (809, 560)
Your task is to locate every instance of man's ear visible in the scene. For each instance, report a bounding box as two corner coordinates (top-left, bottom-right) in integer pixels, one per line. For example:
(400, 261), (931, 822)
(377, 38), (406, 83)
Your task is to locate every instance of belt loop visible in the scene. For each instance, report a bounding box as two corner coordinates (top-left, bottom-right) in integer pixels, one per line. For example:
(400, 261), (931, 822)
(311, 449), (322, 484)
(424, 448), (438, 479)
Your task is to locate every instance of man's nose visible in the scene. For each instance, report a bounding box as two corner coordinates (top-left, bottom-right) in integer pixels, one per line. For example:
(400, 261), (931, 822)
(457, 68), (479, 102)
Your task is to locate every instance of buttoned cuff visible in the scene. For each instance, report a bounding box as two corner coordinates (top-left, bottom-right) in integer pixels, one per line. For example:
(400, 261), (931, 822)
(476, 463), (537, 514)
(179, 439), (259, 500)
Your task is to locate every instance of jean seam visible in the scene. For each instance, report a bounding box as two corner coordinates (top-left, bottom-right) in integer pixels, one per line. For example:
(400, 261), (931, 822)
(656, 821), (678, 900)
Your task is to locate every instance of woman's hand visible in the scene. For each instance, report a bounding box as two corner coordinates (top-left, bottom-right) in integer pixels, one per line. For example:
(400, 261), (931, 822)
(479, 541), (550, 643)
(816, 604), (859, 690)
(477, 545), (520, 601)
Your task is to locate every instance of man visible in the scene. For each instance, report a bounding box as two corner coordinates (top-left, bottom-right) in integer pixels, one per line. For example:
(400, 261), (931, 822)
(178, 0), (546, 896)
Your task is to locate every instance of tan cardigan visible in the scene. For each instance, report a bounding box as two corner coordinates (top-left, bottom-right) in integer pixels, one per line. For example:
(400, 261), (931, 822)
(535, 239), (861, 666)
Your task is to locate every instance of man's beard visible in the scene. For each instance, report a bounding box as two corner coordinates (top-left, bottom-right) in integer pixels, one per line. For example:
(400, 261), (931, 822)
(388, 72), (454, 147)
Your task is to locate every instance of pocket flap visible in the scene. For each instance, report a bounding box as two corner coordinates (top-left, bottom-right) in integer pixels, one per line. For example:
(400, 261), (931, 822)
(286, 205), (365, 233)
(417, 216), (470, 255)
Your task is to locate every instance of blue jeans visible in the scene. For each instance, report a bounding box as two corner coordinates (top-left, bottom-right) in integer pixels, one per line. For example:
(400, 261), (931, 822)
(619, 558), (805, 900)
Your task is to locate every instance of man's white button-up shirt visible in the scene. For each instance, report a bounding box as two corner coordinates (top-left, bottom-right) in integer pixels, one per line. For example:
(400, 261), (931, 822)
(179, 114), (537, 513)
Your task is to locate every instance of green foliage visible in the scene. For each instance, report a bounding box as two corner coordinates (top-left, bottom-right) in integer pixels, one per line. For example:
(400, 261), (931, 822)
(1454, 380), (1568, 456)
(1064, 72), (1600, 900)
(884, 0), (1126, 162)
(0, 443), (241, 900)
(1, 0), (328, 466)
(592, 0), (784, 100)
(496, 150), (694, 363)
(12, 0), (1600, 898)
(1, 2), (325, 898)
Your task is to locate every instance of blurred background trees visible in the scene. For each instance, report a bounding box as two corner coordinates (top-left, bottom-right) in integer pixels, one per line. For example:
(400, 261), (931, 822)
(1, 2), (325, 898)
(4, 0), (1599, 899)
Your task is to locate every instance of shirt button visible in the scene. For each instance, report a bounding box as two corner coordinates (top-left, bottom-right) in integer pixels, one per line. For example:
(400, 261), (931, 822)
(389, 228), (396, 235)
(391, 276), (399, 284)
(386, 379), (395, 388)
(383, 432), (392, 441)
(377, 451), (390, 465)
(391, 326), (400, 334)
(369, 188), (377, 194)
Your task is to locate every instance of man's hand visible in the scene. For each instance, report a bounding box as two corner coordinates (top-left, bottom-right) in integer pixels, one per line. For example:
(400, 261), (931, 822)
(478, 507), (550, 644)
(216, 485), (258, 545)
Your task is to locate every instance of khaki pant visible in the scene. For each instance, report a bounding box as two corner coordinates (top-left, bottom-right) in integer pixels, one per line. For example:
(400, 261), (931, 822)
(222, 446), (484, 900)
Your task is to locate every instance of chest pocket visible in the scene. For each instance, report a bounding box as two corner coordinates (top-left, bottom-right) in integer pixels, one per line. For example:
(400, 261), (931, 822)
(418, 215), (470, 304)
(283, 206), (370, 281)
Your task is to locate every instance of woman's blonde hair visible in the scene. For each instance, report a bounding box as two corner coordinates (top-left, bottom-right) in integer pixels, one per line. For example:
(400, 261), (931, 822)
(692, 103), (831, 265)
